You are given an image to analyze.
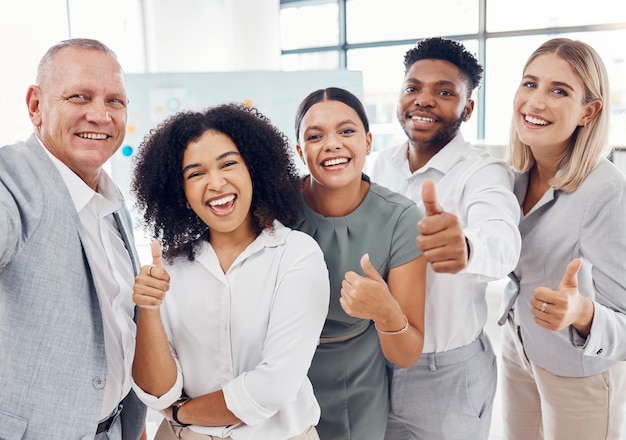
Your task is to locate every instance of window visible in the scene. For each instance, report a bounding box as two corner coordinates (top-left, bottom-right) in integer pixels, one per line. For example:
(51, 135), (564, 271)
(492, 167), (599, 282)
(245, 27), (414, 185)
(281, 0), (626, 155)
(346, 0), (478, 44)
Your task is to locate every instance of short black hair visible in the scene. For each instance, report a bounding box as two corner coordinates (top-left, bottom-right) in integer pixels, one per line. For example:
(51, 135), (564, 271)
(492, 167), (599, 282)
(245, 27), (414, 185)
(131, 103), (301, 262)
(403, 37), (483, 95)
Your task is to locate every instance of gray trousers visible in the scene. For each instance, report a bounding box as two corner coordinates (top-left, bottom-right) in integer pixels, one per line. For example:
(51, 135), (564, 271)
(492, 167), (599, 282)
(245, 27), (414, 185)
(385, 331), (496, 440)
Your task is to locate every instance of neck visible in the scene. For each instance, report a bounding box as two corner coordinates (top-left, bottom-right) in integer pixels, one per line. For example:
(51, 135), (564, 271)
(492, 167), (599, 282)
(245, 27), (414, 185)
(531, 148), (563, 185)
(209, 218), (258, 272)
(302, 175), (368, 217)
(406, 139), (447, 173)
(532, 162), (558, 185)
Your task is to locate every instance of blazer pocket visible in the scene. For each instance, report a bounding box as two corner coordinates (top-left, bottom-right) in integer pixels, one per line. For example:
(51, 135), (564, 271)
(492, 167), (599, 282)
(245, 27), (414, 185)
(0, 409), (28, 440)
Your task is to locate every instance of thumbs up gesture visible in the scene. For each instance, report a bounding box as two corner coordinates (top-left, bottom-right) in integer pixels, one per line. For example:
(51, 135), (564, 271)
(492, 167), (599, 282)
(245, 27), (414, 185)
(531, 258), (594, 335)
(133, 239), (171, 309)
(416, 179), (468, 273)
(340, 254), (394, 321)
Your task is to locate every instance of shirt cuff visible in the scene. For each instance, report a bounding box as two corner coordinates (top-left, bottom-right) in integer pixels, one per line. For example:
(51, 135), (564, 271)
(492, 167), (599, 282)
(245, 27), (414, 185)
(580, 303), (609, 358)
(569, 325), (589, 348)
(223, 372), (276, 426)
(130, 369), (184, 411)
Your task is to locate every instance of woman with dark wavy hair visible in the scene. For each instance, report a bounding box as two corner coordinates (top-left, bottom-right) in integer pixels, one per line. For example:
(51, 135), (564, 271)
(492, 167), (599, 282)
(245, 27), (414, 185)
(129, 103), (329, 440)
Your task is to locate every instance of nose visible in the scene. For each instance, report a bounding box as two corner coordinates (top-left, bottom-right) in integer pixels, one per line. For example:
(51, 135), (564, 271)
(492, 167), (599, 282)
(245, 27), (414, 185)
(206, 172), (227, 191)
(413, 90), (435, 108)
(324, 133), (341, 150)
(525, 91), (546, 111)
(85, 100), (112, 124)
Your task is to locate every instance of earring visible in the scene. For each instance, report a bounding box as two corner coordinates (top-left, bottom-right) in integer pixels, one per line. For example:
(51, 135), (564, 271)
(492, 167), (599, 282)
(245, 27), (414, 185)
(186, 202), (191, 209)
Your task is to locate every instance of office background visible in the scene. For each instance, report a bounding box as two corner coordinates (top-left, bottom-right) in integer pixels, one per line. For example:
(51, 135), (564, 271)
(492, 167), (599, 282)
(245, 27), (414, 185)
(1, 1), (624, 438)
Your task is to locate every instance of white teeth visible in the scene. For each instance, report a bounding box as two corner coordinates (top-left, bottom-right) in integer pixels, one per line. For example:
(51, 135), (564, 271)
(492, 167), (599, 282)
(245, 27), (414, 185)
(323, 158), (349, 167)
(209, 194), (235, 207)
(77, 133), (108, 139)
(525, 115), (549, 125)
(411, 116), (435, 122)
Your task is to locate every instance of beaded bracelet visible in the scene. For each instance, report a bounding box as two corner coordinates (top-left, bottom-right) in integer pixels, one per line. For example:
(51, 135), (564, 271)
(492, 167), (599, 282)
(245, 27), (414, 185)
(374, 314), (409, 335)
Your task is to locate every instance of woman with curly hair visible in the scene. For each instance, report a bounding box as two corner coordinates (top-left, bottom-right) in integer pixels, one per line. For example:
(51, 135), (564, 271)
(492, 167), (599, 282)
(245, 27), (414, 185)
(129, 103), (329, 440)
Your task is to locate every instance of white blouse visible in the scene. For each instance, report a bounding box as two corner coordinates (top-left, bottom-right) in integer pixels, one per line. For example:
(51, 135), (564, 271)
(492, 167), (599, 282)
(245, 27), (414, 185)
(133, 222), (330, 440)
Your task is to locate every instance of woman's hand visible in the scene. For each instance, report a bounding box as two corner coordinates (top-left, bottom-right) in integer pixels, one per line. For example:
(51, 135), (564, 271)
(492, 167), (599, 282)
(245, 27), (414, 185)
(133, 240), (171, 309)
(340, 253), (403, 325)
(531, 258), (595, 336)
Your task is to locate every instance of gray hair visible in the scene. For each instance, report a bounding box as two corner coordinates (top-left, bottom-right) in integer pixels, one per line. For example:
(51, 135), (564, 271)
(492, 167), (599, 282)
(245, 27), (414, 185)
(36, 38), (119, 84)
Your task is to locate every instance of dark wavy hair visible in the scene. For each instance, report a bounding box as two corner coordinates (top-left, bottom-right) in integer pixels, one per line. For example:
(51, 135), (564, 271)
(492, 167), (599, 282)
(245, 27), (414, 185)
(403, 37), (483, 97)
(131, 103), (301, 262)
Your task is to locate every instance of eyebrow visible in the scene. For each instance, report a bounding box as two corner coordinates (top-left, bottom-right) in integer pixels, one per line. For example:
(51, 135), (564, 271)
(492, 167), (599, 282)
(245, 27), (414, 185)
(523, 74), (575, 93)
(405, 78), (458, 89)
(181, 150), (241, 174)
(304, 119), (358, 133)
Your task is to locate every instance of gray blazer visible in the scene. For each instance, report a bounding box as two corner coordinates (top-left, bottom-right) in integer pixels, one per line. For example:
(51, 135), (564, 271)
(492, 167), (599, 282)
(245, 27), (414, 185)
(0, 135), (146, 439)
(499, 159), (626, 377)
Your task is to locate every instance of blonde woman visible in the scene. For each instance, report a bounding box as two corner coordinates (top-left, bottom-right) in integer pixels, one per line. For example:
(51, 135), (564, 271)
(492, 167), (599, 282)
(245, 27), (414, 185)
(499, 38), (626, 440)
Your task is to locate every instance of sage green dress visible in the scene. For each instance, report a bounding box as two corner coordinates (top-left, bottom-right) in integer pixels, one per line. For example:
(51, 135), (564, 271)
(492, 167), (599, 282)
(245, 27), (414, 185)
(296, 174), (422, 440)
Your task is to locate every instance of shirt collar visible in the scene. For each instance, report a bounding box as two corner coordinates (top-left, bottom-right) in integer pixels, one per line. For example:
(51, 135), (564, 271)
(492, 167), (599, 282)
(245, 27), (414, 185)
(391, 132), (467, 175)
(37, 136), (123, 214)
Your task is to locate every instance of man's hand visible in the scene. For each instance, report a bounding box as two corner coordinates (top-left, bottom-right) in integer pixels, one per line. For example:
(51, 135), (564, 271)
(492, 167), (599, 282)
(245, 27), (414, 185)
(416, 179), (468, 274)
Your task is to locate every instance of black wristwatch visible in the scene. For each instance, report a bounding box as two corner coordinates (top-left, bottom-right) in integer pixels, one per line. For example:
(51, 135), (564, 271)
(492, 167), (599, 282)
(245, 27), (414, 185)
(171, 396), (191, 426)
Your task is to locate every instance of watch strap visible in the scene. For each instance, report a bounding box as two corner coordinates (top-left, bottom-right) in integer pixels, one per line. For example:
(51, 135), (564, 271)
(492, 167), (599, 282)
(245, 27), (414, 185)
(172, 397), (191, 427)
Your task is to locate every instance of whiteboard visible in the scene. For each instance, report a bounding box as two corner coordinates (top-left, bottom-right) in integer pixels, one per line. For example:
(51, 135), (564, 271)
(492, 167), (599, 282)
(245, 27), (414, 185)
(112, 70), (364, 200)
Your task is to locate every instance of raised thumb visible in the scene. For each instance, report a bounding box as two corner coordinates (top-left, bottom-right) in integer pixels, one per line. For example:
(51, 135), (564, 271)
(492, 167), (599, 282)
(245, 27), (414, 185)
(422, 179), (443, 217)
(151, 239), (165, 268)
(360, 253), (383, 281)
(559, 258), (582, 290)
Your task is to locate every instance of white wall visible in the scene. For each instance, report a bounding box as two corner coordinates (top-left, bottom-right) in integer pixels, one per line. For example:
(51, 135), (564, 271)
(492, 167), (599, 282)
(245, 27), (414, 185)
(0, 0), (281, 147)
(143, 0), (280, 72)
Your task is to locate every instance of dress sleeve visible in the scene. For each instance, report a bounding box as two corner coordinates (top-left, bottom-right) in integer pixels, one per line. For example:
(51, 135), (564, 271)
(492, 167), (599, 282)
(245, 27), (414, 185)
(389, 202), (423, 269)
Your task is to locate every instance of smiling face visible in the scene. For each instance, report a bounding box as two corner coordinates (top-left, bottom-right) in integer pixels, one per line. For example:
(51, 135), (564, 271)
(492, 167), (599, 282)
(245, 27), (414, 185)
(296, 99), (372, 191)
(397, 59), (473, 153)
(513, 53), (595, 157)
(182, 130), (254, 242)
(27, 46), (128, 189)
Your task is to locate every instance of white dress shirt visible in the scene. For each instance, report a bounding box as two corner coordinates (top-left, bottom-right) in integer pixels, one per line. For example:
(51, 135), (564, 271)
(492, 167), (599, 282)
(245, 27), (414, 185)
(42, 142), (136, 419)
(367, 133), (521, 353)
(132, 222), (330, 440)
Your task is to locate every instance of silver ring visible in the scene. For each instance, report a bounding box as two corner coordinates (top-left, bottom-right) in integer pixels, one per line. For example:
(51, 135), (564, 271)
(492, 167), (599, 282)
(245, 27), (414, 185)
(540, 301), (548, 313)
(148, 264), (155, 277)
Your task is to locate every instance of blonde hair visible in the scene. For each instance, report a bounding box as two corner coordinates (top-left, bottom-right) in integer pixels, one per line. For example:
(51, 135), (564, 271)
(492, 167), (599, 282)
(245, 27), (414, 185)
(506, 38), (610, 192)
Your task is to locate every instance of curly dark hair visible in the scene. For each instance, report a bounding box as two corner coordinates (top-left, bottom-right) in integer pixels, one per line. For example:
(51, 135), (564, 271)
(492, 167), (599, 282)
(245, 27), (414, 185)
(403, 37), (483, 97)
(131, 103), (301, 262)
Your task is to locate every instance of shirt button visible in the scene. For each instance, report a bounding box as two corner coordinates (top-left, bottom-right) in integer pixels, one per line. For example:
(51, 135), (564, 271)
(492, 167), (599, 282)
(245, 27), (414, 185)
(597, 348), (604, 355)
(93, 376), (106, 389)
